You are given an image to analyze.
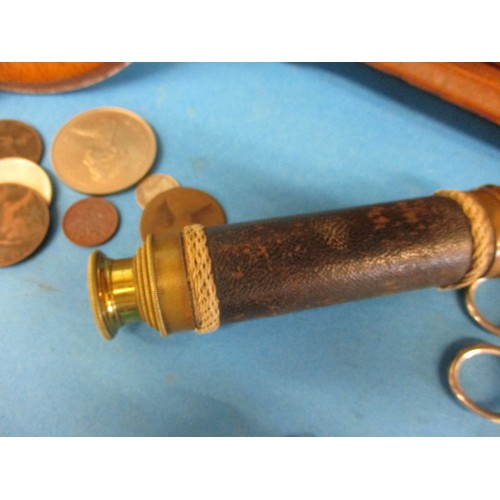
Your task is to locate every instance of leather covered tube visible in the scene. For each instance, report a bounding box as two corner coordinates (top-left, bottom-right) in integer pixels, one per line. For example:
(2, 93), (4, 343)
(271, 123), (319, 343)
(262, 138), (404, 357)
(205, 196), (473, 324)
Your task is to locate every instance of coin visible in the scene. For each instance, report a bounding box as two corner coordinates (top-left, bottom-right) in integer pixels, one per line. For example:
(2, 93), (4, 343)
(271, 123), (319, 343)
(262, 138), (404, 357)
(135, 173), (180, 209)
(0, 119), (43, 162)
(0, 157), (53, 204)
(51, 107), (157, 195)
(63, 197), (119, 247)
(0, 183), (50, 267)
(140, 187), (226, 239)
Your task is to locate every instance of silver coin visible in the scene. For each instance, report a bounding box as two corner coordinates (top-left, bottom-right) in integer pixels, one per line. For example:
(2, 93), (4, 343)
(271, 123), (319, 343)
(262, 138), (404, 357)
(0, 157), (52, 204)
(135, 173), (180, 209)
(51, 107), (157, 195)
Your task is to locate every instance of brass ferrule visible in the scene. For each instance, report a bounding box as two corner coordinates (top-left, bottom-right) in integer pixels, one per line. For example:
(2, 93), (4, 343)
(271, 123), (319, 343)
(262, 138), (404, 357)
(88, 233), (195, 340)
(468, 185), (500, 278)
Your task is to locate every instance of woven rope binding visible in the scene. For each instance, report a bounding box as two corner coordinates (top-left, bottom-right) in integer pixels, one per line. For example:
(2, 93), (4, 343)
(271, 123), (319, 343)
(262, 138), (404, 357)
(182, 224), (220, 333)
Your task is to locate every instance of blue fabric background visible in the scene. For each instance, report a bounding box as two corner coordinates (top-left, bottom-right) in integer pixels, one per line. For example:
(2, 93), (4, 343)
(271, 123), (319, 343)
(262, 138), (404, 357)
(1, 62), (499, 436)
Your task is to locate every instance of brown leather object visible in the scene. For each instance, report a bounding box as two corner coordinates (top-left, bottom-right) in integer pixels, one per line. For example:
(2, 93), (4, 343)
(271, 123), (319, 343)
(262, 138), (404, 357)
(367, 63), (500, 125)
(0, 62), (128, 93)
(205, 196), (473, 324)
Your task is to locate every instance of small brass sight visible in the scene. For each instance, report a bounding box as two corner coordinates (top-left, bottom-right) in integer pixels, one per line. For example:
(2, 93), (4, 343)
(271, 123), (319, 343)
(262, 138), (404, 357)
(88, 233), (196, 340)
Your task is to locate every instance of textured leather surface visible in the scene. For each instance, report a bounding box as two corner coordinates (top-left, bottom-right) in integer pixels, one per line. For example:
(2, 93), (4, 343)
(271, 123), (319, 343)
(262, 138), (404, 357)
(206, 196), (473, 323)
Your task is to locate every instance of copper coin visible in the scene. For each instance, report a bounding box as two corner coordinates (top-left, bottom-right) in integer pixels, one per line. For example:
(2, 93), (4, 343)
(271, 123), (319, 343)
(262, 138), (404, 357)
(63, 197), (119, 247)
(135, 173), (180, 209)
(0, 157), (53, 204)
(0, 183), (50, 267)
(140, 187), (226, 239)
(51, 107), (157, 195)
(0, 120), (43, 162)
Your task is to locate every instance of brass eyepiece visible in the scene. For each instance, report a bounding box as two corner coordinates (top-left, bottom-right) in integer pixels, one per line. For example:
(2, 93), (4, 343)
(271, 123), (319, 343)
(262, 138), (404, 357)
(88, 250), (139, 340)
(87, 233), (196, 340)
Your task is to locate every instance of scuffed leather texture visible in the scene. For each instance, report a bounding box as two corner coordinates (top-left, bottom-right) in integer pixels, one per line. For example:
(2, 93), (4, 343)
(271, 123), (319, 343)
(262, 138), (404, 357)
(205, 196), (473, 324)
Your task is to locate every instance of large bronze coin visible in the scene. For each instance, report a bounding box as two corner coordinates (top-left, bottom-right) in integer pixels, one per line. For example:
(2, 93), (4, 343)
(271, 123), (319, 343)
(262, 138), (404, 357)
(140, 187), (226, 239)
(63, 197), (119, 247)
(0, 183), (50, 267)
(135, 173), (180, 209)
(0, 157), (53, 204)
(51, 107), (157, 195)
(0, 119), (43, 162)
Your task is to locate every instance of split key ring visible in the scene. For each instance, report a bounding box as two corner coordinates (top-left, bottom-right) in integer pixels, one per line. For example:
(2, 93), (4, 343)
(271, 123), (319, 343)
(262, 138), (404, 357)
(465, 278), (500, 336)
(448, 343), (500, 423)
(448, 278), (500, 422)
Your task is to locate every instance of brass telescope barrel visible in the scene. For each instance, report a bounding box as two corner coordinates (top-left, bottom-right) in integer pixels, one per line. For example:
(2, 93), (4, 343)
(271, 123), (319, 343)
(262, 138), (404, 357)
(88, 185), (500, 340)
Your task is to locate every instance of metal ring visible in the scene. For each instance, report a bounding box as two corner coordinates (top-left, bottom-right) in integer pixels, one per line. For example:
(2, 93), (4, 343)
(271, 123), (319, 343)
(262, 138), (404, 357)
(465, 278), (500, 336)
(448, 343), (500, 423)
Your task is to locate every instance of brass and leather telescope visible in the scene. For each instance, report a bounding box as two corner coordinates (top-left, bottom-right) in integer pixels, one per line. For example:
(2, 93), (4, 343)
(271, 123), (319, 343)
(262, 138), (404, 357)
(88, 184), (500, 340)
(88, 184), (500, 422)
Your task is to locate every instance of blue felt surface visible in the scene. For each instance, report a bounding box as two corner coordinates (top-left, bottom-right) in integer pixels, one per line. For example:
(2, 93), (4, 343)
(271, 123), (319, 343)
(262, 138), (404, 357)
(1, 62), (499, 436)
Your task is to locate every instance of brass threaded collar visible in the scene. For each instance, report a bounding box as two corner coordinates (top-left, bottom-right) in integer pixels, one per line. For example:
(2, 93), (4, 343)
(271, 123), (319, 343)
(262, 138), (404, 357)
(133, 235), (168, 336)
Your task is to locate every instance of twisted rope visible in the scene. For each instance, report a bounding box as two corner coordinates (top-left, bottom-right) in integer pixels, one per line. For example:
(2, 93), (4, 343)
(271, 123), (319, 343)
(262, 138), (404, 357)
(435, 189), (495, 289)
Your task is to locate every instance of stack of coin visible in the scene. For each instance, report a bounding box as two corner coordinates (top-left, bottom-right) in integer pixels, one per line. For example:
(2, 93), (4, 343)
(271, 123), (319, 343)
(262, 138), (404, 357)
(1, 109), (228, 257)
(0, 184), (50, 267)
(0, 121), (52, 267)
(0, 157), (52, 204)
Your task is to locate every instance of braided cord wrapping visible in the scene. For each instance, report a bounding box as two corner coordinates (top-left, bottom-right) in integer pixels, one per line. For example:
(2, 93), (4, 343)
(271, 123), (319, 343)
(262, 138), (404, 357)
(435, 189), (495, 289)
(182, 224), (220, 333)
